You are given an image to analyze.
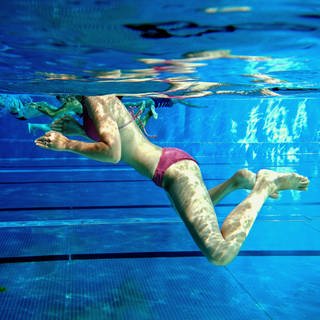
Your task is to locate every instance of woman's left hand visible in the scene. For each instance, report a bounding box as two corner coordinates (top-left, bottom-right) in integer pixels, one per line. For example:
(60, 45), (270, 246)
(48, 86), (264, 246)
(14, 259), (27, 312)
(35, 131), (69, 151)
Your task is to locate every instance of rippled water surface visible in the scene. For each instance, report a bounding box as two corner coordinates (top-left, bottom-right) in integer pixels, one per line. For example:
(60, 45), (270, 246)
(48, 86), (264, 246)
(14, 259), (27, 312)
(0, 0), (319, 96)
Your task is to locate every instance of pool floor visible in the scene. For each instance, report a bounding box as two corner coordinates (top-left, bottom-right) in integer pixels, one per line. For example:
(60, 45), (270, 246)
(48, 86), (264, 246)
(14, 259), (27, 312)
(0, 157), (319, 319)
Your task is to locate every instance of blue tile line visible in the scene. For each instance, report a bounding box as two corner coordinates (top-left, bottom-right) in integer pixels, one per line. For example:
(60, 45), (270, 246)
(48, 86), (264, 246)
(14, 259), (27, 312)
(0, 218), (182, 227)
(1, 250), (320, 264)
(0, 203), (318, 212)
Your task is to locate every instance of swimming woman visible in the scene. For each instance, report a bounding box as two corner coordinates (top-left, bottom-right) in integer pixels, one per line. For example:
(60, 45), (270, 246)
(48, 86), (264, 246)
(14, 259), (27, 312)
(35, 95), (309, 266)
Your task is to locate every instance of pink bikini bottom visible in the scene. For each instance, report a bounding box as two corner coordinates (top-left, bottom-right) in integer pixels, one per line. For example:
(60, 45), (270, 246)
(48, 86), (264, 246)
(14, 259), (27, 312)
(152, 148), (198, 188)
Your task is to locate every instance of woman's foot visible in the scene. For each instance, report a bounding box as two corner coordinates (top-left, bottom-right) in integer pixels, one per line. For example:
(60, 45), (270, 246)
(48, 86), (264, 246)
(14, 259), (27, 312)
(255, 169), (309, 196)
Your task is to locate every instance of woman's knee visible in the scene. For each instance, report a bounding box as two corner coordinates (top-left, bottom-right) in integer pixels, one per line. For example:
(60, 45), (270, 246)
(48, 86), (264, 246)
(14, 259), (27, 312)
(203, 243), (238, 266)
(207, 255), (233, 266)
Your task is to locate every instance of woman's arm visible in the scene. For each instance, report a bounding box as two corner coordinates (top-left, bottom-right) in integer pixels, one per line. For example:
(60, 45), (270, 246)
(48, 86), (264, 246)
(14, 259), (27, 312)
(35, 96), (122, 163)
(35, 130), (121, 163)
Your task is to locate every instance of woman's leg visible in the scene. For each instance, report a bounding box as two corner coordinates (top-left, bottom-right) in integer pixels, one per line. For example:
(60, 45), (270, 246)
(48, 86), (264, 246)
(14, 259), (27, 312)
(164, 162), (309, 266)
(208, 169), (279, 205)
(208, 169), (255, 205)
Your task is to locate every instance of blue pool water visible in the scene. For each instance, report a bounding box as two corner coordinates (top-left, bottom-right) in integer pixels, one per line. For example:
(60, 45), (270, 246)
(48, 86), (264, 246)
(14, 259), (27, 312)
(0, 1), (320, 319)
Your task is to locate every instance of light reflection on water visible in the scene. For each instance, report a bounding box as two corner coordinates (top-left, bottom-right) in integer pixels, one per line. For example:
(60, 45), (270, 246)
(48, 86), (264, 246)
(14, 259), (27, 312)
(235, 98), (310, 166)
(0, 1), (319, 95)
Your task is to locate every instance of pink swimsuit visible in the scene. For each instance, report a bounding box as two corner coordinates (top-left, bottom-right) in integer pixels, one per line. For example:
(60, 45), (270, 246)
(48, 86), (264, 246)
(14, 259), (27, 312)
(152, 148), (198, 188)
(83, 104), (101, 141)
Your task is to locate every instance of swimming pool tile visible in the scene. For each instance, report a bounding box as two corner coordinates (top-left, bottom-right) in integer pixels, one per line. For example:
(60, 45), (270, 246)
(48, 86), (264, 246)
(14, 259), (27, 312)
(67, 219), (320, 254)
(69, 222), (199, 254)
(0, 226), (71, 258)
(0, 219), (318, 259)
(241, 220), (320, 251)
(1, 179), (317, 211)
(0, 258), (270, 320)
(227, 256), (320, 320)
(0, 181), (170, 209)
(305, 219), (320, 233)
(0, 207), (177, 223)
(0, 222), (198, 258)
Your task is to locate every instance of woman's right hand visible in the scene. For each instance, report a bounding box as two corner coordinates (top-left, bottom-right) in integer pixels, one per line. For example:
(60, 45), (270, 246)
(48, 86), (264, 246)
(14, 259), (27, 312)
(35, 131), (70, 151)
